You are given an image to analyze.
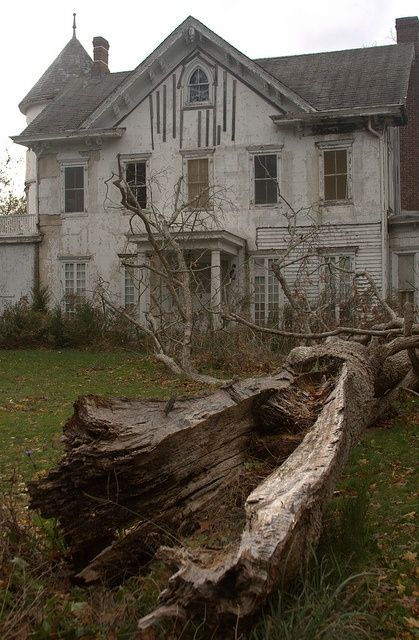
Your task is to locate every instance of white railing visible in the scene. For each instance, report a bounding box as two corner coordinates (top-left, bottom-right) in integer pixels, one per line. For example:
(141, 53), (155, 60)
(0, 215), (37, 236)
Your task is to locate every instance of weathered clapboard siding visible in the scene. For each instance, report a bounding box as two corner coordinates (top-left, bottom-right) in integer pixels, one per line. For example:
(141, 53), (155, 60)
(256, 222), (383, 298)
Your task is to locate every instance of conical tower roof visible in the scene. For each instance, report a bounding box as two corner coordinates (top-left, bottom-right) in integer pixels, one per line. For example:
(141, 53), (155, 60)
(19, 36), (92, 114)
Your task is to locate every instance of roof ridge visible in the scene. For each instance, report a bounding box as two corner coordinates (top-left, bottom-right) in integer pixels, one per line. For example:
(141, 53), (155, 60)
(254, 41), (412, 63)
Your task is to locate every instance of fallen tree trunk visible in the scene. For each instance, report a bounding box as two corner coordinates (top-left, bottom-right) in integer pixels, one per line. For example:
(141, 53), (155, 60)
(28, 339), (418, 636)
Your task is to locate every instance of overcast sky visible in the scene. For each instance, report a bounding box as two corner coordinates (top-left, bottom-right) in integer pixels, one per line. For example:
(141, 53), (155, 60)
(1, 0), (417, 192)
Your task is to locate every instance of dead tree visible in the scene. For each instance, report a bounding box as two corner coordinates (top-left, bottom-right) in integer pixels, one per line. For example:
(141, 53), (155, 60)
(28, 325), (418, 636)
(100, 157), (235, 384)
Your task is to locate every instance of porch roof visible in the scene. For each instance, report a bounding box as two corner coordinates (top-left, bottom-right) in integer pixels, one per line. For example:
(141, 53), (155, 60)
(129, 229), (247, 256)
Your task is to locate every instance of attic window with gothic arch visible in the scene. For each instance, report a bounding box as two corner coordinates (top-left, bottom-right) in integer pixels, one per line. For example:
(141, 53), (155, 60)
(188, 68), (210, 103)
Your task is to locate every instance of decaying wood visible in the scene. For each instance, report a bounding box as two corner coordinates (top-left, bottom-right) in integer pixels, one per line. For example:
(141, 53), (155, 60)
(28, 337), (418, 635)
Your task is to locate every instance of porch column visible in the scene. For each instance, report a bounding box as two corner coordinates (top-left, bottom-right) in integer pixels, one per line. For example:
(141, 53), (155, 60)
(210, 249), (222, 328)
(137, 252), (150, 326)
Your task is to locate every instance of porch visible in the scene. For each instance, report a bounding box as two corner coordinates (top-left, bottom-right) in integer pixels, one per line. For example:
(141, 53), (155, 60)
(128, 230), (247, 326)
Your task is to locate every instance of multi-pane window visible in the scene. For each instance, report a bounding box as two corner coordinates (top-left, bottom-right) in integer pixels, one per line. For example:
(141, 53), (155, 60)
(126, 162), (147, 209)
(64, 166), (84, 213)
(254, 154), (278, 205)
(253, 257), (281, 325)
(64, 262), (86, 312)
(187, 158), (209, 208)
(188, 68), (209, 103)
(124, 265), (136, 308)
(397, 253), (415, 306)
(323, 150), (348, 201)
(322, 254), (354, 322)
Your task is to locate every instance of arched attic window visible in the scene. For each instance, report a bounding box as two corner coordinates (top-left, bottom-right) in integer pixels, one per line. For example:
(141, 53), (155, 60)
(188, 67), (210, 103)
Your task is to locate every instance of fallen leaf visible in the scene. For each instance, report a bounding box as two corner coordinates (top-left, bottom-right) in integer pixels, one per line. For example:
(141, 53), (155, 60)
(404, 617), (419, 629)
(403, 551), (417, 562)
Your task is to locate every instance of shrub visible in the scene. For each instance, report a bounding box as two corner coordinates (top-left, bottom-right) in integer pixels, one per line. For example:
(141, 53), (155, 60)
(0, 299), (49, 348)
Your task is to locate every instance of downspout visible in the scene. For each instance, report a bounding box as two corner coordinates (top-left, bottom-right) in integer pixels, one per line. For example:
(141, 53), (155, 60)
(34, 150), (40, 291)
(367, 118), (389, 299)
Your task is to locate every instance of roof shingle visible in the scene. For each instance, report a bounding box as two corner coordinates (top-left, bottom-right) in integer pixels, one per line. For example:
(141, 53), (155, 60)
(19, 37), (93, 113)
(256, 43), (414, 111)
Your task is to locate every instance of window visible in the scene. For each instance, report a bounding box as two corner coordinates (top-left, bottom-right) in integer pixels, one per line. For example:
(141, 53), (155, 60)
(188, 68), (209, 103)
(397, 253), (415, 306)
(126, 161), (147, 209)
(254, 155), (278, 205)
(323, 150), (348, 201)
(322, 254), (354, 322)
(64, 166), (85, 213)
(124, 265), (137, 308)
(253, 257), (281, 325)
(187, 158), (209, 208)
(64, 262), (86, 312)
(317, 140), (353, 203)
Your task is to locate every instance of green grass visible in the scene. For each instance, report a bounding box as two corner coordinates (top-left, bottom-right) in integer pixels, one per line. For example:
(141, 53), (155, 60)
(0, 350), (201, 483)
(0, 350), (417, 639)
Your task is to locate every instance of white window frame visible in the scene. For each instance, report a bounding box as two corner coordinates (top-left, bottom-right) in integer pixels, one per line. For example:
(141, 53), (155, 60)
(59, 159), (88, 215)
(248, 145), (283, 208)
(181, 149), (215, 210)
(316, 139), (353, 205)
(251, 255), (283, 326)
(120, 153), (151, 213)
(319, 249), (356, 323)
(61, 259), (88, 313)
(120, 254), (139, 309)
(392, 250), (419, 308)
(184, 62), (214, 108)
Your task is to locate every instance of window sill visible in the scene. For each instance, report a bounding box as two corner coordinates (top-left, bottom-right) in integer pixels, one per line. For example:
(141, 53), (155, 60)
(61, 211), (88, 218)
(320, 199), (353, 207)
(183, 103), (213, 111)
(123, 208), (150, 215)
(250, 202), (279, 209)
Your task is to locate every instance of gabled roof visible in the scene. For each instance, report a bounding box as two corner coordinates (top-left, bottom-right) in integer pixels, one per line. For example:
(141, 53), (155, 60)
(256, 43), (414, 111)
(13, 17), (415, 145)
(19, 36), (93, 113)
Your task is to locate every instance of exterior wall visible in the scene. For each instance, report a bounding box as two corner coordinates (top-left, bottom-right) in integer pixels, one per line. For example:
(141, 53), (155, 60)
(389, 220), (419, 307)
(396, 17), (419, 212)
(35, 59), (388, 308)
(0, 242), (36, 312)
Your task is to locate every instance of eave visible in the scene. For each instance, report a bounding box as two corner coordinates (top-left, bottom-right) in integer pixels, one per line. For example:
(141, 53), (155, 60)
(11, 127), (126, 148)
(270, 104), (407, 127)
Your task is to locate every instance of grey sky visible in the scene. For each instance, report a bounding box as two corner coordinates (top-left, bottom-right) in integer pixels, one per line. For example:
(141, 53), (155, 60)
(1, 0), (417, 191)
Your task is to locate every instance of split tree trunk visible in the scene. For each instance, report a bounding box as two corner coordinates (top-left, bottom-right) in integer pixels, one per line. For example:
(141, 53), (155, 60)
(28, 339), (417, 635)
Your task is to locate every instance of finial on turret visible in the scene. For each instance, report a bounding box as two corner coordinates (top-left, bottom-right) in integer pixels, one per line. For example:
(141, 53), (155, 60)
(72, 13), (77, 38)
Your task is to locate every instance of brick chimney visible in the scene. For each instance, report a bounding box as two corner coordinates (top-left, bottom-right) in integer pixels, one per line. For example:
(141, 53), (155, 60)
(92, 36), (110, 77)
(396, 17), (419, 212)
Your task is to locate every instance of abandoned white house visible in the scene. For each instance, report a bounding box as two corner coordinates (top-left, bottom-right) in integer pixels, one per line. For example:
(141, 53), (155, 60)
(2, 15), (419, 321)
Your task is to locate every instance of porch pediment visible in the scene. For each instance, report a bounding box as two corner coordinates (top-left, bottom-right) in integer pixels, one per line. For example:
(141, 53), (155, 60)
(128, 229), (247, 256)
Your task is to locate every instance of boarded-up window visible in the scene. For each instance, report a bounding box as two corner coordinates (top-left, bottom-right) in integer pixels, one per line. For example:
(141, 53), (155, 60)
(187, 158), (209, 208)
(64, 166), (84, 213)
(323, 150), (348, 201)
(126, 162), (147, 209)
(254, 155), (277, 205)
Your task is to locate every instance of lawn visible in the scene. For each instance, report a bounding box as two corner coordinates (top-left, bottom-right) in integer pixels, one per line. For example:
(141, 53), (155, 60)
(0, 350), (417, 639)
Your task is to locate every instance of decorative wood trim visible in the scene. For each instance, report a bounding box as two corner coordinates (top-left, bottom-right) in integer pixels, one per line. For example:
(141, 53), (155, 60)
(148, 95), (154, 150)
(223, 70), (227, 132)
(172, 74), (177, 138)
(205, 110), (210, 148)
(197, 110), (202, 148)
(179, 89), (184, 149)
(162, 84), (167, 142)
(217, 124), (221, 146)
(232, 79), (236, 141)
(213, 82), (217, 147)
(156, 91), (160, 134)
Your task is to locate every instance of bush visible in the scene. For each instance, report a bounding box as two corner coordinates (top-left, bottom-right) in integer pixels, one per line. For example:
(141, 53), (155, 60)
(0, 298), (49, 348)
(0, 297), (139, 351)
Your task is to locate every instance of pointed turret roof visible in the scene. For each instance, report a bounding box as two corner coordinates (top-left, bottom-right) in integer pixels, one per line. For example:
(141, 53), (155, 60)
(19, 36), (92, 114)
